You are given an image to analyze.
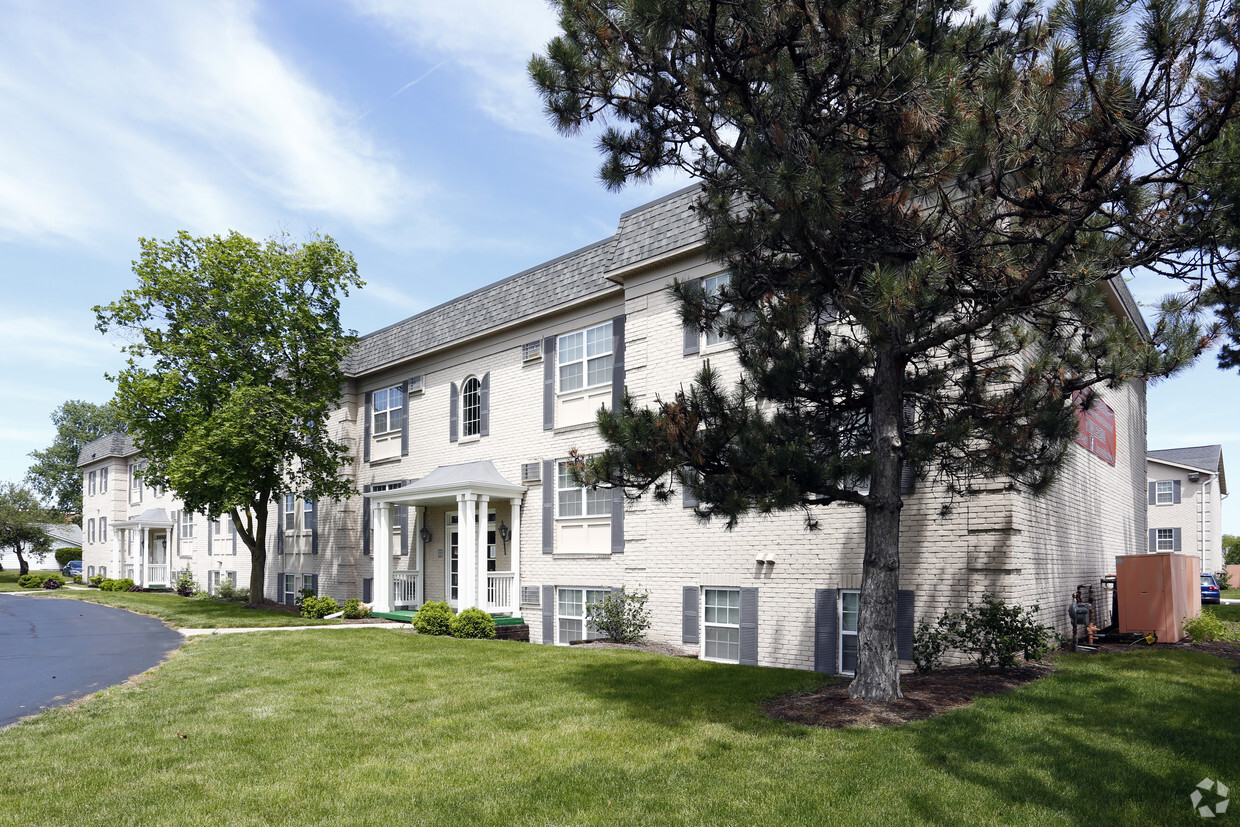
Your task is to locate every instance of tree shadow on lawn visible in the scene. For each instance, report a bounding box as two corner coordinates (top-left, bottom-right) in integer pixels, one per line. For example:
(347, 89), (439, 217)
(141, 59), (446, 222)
(902, 650), (1240, 824)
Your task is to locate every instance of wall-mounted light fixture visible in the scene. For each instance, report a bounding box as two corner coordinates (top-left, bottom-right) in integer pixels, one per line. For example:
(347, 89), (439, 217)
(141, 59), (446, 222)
(498, 520), (511, 552)
(419, 525), (432, 545)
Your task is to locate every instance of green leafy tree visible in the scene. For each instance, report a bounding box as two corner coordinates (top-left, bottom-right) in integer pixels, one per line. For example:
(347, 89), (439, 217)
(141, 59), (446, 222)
(532, 0), (1236, 700)
(95, 232), (362, 604)
(1223, 534), (1240, 567)
(26, 400), (126, 521)
(0, 482), (55, 576)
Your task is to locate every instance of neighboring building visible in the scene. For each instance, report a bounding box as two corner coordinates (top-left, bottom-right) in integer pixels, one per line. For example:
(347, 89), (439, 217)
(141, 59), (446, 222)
(79, 186), (1152, 674)
(1147, 446), (1228, 574)
(0, 523), (82, 571)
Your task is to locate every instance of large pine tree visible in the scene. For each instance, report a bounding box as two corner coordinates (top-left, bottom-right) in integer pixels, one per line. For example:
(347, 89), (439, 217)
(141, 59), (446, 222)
(531, 0), (1237, 700)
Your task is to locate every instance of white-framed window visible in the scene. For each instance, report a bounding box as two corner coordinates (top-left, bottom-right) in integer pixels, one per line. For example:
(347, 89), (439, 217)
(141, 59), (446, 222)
(557, 321), (613, 393)
(1155, 480), (1174, 505)
(461, 376), (482, 438)
(100, 467), (108, 493)
(87, 518), (96, 544)
(283, 573), (296, 604)
(839, 589), (860, 675)
(557, 587), (609, 644)
(557, 460), (611, 519)
(373, 386), (403, 435)
(129, 463), (141, 500)
(88, 565), (95, 578)
(89, 470), (96, 496)
(100, 517), (107, 543)
(213, 518), (222, 536)
(703, 588), (741, 663)
(1156, 528), (1175, 551)
(302, 574), (315, 595)
(284, 493), (296, 531)
(181, 510), (194, 539)
(703, 272), (734, 348)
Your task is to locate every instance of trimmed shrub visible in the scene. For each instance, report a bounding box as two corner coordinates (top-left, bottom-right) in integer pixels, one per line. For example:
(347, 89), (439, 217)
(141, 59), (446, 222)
(173, 567), (198, 598)
(217, 577), (236, 600)
(1217, 569), (1232, 590)
(912, 620), (951, 674)
(55, 547), (83, 568)
(413, 601), (455, 636)
(300, 594), (340, 619)
(585, 586), (652, 643)
(450, 607), (496, 639)
(341, 598), (370, 619)
(234, 587), (250, 603)
(1186, 611), (1240, 642)
(18, 573), (44, 588)
(100, 578), (136, 592)
(88, 574), (104, 588)
(912, 594), (1053, 672)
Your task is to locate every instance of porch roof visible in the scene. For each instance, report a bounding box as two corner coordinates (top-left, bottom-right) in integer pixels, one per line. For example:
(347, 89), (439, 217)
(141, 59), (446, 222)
(113, 508), (174, 529)
(369, 461), (526, 506)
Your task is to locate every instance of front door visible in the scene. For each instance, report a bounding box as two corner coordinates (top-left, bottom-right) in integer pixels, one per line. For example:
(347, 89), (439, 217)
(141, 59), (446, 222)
(149, 531), (167, 566)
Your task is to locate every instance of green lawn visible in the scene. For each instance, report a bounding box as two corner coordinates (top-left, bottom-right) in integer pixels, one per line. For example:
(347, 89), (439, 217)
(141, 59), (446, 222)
(1, 631), (1236, 825)
(0, 569), (60, 592)
(1207, 603), (1240, 622)
(1221, 589), (1240, 600)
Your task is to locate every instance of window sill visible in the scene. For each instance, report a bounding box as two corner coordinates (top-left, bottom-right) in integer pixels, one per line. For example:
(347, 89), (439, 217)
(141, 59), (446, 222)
(458, 434), (482, 445)
(551, 552), (613, 560)
(368, 456), (401, 467)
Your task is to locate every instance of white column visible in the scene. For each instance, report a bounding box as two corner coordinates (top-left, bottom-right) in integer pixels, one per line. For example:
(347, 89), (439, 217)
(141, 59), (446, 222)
(510, 497), (522, 612)
(373, 502), (394, 612)
(460, 493), (477, 610)
(110, 528), (121, 578)
(476, 494), (490, 611)
(137, 529), (146, 587)
(416, 506), (426, 608)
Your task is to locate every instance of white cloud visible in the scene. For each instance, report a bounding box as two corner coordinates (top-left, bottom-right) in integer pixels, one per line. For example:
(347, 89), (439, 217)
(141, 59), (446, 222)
(0, 315), (118, 370)
(0, 0), (415, 246)
(348, 0), (562, 135)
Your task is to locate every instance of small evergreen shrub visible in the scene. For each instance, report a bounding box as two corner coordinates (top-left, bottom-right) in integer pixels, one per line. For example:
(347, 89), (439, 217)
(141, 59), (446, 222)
(912, 594), (1053, 672)
(18, 573), (44, 588)
(300, 594), (340, 619)
(100, 577), (135, 592)
(450, 607), (496, 639)
(585, 586), (652, 643)
(217, 577), (236, 600)
(174, 567), (198, 598)
(1216, 569), (1232, 590)
(413, 601), (455, 636)
(234, 587), (250, 602)
(1186, 611), (1240, 642)
(341, 598), (370, 619)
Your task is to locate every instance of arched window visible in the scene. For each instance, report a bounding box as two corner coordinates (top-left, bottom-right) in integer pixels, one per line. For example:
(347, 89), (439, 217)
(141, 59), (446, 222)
(462, 377), (481, 437)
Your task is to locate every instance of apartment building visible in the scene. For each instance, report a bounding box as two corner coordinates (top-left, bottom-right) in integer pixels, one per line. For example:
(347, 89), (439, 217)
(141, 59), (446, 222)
(79, 185), (1150, 673)
(1147, 445), (1228, 574)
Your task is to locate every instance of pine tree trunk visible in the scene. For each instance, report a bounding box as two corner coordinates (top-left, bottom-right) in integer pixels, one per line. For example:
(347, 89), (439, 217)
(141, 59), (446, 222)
(849, 350), (904, 702)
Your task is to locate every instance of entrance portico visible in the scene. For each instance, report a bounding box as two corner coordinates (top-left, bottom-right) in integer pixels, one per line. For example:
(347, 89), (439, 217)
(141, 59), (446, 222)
(111, 508), (174, 588)
(368, 461), (525, 614)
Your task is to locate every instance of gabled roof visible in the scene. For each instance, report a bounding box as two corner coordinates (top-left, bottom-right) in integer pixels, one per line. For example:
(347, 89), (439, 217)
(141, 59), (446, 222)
(39, 523), (82, 546)
(77, 432), (136, 468)
(1149, 445), (1227, 494)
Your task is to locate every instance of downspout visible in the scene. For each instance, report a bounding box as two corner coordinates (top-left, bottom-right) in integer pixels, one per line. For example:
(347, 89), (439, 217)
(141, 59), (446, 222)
(1201, 476), (1212, 573)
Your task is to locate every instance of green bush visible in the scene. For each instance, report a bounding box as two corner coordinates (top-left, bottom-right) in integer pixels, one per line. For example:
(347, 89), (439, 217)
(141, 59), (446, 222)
(173, 567), (198, 598)
(42, 575), (64, 590)
(99, 577), (136, 592)
(300, 594), (340, 619)
(217, 577), (236, 600)
(413, 601), (455, 636)
(1186, 611), (1240, 642)
(55, 547), (83, 567)
(1216, 569), (1232, 590)
(341, 598), (370, 619)
(88, 574), (104, 588)
(18, 573), (43, 588)
(450, 607), (496, 639)
(585, 587), (652, 643)
(234, 587), (250, 603)
(912, 594), (1053, 672)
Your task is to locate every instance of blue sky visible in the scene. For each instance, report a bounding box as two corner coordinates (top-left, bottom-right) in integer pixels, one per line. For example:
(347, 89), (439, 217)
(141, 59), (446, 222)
(0, 0), (1235, 536)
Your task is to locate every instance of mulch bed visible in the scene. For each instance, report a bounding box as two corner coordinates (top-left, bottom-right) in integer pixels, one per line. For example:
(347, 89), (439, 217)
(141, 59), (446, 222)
(764, 663), (1055, 729)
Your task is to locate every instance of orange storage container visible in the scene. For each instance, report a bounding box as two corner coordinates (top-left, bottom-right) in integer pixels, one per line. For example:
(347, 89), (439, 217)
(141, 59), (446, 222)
(1114, 553), (1201, 643)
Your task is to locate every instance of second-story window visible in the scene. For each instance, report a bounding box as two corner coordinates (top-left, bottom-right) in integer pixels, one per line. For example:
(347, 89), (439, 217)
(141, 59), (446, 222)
(703, 272), (734, 348)
(558, 321), (613, 393)
(462, 377), (481, 437)
(373, 386), (403, 435)
(181, 510), (194, 539)
(1155, 480), (1174, 505)
(100, 467), (108, 493)
(284, 493), (296, 531)
(89, 471), (96, 496)
(557, 460), (612, 518)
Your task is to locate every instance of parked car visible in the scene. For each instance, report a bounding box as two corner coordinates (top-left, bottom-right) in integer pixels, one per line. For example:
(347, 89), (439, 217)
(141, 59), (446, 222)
(61, 560), (82, 578)
(1202, 573), (1221, 605)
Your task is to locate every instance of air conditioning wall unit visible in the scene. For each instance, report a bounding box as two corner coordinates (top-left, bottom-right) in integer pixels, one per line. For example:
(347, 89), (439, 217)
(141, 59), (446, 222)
(521, 463), (542, 483)
(522, 341), (542, 362)
(407, 375), (424, 395)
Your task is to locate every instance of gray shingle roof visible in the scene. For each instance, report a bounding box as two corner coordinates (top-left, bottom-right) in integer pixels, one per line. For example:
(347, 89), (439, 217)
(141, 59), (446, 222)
(605, 185), (706, 274)
(77, 432), (136, 468)
(1148, 445), (1222, 473)
(345, 236), (622, 377)
(39, 523), (82, 546)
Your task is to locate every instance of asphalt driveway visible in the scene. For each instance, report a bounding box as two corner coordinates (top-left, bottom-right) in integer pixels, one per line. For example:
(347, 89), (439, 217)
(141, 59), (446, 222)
(0, 593), (183, 727)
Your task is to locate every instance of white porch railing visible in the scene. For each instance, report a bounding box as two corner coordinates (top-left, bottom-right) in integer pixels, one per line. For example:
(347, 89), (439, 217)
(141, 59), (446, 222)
(393, 571), (418, 607)
(486, 571), (515, 614)
(147, 564), (168, 585)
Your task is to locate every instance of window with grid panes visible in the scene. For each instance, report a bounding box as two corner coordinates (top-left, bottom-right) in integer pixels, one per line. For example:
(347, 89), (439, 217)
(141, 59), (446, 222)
(557, 321), (613, 393)
(462, 376), (481, 437)
(702, 272), (734, 348)
(703, 588), (741, 662)
(1156, 528), (1175, 550)
(180, 510), (194, 538)
(557, 460), (611, 518)
(557, 587), (609, 644)
(840, 590), (860, 674)
(284, 494), (296, 531)
(1155, 480), (1174, 504)
(372, 386), (403, 435)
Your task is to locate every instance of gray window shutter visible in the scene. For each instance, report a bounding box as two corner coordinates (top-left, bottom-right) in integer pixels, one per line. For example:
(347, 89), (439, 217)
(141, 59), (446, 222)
(174, 511), (181, 555)
(814, 589), (838, 675)
(1173, 527), (1182, 551)
(232, 521), (237, 555)
(1148, 528), (1156, 552)
(897, 590), (915, 660)
(308, 502), (318, 555)
(312, 574), (319, 596)
(900, 402), (916, 495)
(207, 517), (212, 556)
(449, 381), (459, 443)
(363, 390), (372, 463)
(1173, 480), (1182, 504)
(1148, 482), (1157, 505)
(480, 372), (490, 437)
(611, 487), (624, 554)
(739, 587), (759, 666)
(542, 585), (554, 644)
(362, 490), (371, 556)
(400, 380), (410, 456)
(543, 335), (556, 430)
(611, 315), (626, 411)
(682, 586), (699, 644)
(278, 572), (285, 604)
(398, 504), (409, 556)
(542, 460), (554, 554)
(363, 578), (373, 603)
(683, 322), (700, 355)
(276, 511), (283, 555)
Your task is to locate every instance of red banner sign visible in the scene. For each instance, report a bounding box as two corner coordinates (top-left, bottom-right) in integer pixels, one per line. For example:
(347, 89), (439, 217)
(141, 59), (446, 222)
(1073, 390), (1116, 466)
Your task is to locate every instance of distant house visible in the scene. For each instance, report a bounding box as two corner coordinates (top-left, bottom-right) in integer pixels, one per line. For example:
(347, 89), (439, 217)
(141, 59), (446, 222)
(1147, 446), (1228, 573)
(0, 523), (82, 571)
